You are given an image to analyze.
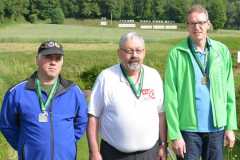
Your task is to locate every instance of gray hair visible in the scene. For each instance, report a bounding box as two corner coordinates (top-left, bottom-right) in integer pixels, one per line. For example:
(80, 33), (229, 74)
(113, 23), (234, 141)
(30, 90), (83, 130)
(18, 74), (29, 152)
(38, 53), (63, 64)
(186, 4), (209, 22)
(38, 53), (42, 62)
(119, 32), (145, 49)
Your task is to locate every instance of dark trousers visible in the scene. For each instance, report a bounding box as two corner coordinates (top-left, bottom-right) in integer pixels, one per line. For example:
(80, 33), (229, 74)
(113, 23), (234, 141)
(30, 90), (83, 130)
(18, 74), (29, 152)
(100, 139), (159, 160)
(177, 130), (224, 160)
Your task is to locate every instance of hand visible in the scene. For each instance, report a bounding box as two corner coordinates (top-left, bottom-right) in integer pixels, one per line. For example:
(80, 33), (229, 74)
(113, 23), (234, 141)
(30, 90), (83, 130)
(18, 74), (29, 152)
(172, 138), (186, 159)
(89, 152), (103, 160)
(158, 146), (168, 160)
(224, 130), (235, 149)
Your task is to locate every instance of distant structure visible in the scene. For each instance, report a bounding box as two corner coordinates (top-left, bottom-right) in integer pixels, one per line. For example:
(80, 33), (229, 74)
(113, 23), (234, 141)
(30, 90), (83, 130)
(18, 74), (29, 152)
(101, 17), (107, 25)
(118, 24), (136, 28)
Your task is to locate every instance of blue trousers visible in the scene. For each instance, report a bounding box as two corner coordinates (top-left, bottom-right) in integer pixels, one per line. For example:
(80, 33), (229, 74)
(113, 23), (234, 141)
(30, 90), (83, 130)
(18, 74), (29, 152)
(177, 130), (224, 160)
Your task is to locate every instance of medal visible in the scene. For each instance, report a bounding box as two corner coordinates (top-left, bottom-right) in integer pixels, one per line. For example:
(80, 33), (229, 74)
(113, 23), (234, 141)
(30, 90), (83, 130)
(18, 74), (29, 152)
(38, 111), (48, 122)
(188, 37), (210, 85)
(120, 63), (144, 99)
(36, 73), (59, 123)
(36, 73), (58, 111)
(202, 76), (209, 85)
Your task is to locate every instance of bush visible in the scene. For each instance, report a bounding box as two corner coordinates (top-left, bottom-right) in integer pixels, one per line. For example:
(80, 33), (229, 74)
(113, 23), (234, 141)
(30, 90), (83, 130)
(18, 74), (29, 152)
(69, 78), (85, 90)
(51, 8), (65, 24)
(29, 14), (37, 24)
(80, 64), (111, 89)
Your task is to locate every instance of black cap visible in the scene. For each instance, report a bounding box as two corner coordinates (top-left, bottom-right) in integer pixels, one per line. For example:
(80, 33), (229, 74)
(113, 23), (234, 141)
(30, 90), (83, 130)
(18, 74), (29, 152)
(38, 41), (64, 56)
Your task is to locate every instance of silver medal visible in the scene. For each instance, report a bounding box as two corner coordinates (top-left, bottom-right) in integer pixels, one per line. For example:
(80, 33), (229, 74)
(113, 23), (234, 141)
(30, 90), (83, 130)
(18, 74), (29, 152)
(38, 111), (48, 123)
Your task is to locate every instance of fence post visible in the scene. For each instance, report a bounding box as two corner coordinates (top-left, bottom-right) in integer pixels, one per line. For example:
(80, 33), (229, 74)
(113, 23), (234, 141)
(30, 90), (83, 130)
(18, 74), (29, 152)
(237, 51), (240, 68)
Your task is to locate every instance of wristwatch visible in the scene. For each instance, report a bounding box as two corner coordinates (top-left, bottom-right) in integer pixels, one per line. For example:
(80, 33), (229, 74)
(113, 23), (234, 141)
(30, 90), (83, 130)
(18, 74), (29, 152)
(159, 142), (169, 147)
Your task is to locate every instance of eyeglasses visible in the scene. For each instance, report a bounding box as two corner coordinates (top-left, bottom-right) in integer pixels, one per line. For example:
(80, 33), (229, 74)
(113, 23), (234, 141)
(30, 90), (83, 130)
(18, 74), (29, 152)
(120, 48), (145, 54)
(186, 20), (208, 28)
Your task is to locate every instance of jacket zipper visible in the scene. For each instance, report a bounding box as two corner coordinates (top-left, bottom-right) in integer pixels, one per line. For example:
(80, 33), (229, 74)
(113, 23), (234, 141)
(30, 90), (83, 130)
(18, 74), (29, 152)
(75, 141), (77, 160)
(50, 104), (54, 160)
(22, 142), (25, 160)
(209, 66), (219, 130)
(184, 48), (199, 129)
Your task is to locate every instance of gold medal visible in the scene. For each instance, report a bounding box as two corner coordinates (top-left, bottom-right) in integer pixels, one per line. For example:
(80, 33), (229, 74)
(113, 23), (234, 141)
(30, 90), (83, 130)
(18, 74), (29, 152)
(202, 76), (209, 85)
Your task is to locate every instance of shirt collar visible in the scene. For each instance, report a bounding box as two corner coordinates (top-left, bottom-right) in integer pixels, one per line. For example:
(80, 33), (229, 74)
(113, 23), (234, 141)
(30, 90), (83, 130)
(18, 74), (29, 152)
(190, 37), (211, 55)
(119, 64), (146, 84)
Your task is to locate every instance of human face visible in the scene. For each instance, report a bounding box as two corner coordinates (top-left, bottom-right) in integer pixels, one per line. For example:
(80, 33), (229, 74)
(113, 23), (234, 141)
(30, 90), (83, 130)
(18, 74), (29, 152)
(186, 12), (210, 43)
(36, 54), (63, 82)
(118, 36), (145, 73)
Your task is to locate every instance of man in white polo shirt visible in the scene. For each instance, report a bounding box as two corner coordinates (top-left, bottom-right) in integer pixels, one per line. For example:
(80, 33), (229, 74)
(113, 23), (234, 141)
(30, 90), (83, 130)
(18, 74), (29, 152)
(87, 32), (167, 160)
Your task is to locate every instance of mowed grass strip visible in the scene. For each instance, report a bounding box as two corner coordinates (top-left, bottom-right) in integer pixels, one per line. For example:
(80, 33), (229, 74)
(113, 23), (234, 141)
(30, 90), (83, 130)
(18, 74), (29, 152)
(0, 22), (240, 43)
(0, 23), (189, 43)
(0, 43), (119, 52)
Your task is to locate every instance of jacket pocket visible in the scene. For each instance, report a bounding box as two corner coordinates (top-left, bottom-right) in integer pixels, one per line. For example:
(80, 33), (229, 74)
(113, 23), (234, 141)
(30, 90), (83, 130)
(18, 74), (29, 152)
(22, 142), (25, 160)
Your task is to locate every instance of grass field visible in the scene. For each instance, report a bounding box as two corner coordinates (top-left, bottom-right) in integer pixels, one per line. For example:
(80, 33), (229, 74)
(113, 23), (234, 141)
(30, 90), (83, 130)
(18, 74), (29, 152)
(0, 21), (240, 43)
(0, 20), (240, 160)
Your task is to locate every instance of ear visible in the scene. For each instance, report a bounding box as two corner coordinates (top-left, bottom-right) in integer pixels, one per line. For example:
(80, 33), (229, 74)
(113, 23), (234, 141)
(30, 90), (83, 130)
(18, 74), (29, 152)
(207, 20), (211, 30)
(186, 22), (190, 32)
(142, 48), (146, 60)
(117, 48), (121, 59)
(36, 55), (39, 65)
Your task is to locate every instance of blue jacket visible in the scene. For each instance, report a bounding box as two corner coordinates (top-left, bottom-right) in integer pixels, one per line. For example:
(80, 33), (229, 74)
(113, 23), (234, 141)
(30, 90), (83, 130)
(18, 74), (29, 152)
(0, 72), (88, 160)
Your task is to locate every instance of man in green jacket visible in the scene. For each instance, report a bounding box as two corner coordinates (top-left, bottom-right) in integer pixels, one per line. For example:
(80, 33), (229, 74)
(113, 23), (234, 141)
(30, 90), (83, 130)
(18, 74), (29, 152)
(164, 4), (237, 160)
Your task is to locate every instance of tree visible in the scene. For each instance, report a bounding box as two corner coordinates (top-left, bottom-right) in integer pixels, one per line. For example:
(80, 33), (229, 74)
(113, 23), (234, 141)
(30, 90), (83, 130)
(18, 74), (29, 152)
(191, 0), (207, 7)
(236, 1), (240, 29)
(224, 2), (237, 29)
(134, 0), (144, 20)
(102, 0), (122, 19)
(121, 0), (135, 19)
(0, 0), (5, 23)
(80, 0), (101, 18)
(165, 0), (188, 23)
(134, 0), (152, 20)
(152, 0), (165, 20)
(51, 8), (65, 24)
(60, 0), (79, 18)
(38, 0), (61, 20)
(208, 0), (227, 30)
(22, 0), (30, 16)
(91, 2), (101, 17)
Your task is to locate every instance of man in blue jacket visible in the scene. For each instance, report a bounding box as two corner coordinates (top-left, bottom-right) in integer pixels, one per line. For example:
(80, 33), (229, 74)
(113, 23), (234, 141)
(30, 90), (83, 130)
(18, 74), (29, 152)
(0, 40), (88, 160)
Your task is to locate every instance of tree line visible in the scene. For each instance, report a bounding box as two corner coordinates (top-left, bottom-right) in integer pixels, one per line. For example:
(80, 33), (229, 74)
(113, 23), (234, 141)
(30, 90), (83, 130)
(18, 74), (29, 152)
(0, 0), (240, 30)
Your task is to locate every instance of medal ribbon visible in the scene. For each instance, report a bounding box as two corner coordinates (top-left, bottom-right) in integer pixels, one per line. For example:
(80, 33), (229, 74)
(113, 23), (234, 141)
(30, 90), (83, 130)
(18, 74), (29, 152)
(120, 63), (144, 99)
(36, 73), (58, 111)
(188, 37), (209, 77)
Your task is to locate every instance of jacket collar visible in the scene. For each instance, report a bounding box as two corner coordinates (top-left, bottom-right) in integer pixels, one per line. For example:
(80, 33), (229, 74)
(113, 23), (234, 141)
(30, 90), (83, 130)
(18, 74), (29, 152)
(25, 71), (74, 91)
(177, 37), (218, 54)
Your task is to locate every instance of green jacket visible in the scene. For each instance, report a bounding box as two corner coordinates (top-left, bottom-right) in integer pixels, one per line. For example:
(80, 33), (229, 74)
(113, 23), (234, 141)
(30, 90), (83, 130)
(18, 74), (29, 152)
(164, 37), (237, 140)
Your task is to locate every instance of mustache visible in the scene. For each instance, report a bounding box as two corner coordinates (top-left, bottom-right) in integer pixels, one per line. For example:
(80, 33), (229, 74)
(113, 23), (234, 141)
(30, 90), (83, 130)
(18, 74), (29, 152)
(128, 58), (140, 63)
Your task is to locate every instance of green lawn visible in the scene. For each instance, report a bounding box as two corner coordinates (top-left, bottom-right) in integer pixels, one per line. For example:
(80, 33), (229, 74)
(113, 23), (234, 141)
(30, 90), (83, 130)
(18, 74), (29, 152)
(0, 22), (240, 43)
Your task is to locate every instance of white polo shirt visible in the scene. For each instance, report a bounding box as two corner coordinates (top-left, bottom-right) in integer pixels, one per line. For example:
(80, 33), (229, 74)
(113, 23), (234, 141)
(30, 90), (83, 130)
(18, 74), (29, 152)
(88, 64), (164, 153)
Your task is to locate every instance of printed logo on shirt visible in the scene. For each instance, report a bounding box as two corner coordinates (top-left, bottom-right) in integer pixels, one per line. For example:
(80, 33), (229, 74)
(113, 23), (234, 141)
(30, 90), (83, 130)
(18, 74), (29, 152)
(142, 89), (155, 99)
(213, 58), (220, 63)
(215, 54), (220, 58)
